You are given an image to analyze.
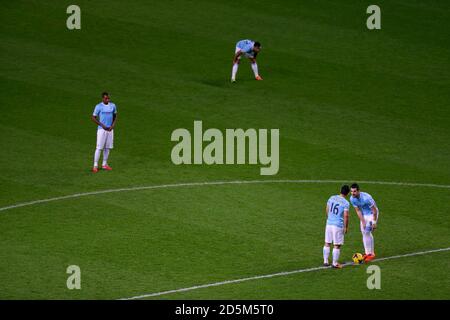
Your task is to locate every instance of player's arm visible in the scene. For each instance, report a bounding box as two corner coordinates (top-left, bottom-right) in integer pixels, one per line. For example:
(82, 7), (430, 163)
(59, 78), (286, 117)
(368, 196), (378, 229)
(354, 207), (366, 229)
(250, 51), (258, 62)
(91, 114), (108, 130)
(344, 209), (349, 234)
(371, 205), (378, 230)
(325, 204), (329, 220)
(233, 51), (243, 64)
(109, 113), (117, 132)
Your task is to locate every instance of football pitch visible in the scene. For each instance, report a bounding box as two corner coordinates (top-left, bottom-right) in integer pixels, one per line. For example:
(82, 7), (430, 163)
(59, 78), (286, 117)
(0, 0), (449, 299)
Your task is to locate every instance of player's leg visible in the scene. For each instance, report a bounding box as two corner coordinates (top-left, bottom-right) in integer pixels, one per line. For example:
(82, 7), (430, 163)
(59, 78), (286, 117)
(93, 149), (101, 172)
(231, 48), (241, 82)
(231, 60), (240, 82)
(369, 209), (379, 256)
(93, 129), (106, 172)
(102, 130), (114, 170)
(366, 213), (376, 260)
(360, 219), (371, 255)
(332, 245), (342, 268)
(323, 243), (331, 266)
(249, 57), (263, 80)
(323, 225), (332, 266)
(331, 226), (344, 268)
(361, 216), (375, 260)
(102, 148), (110, 167)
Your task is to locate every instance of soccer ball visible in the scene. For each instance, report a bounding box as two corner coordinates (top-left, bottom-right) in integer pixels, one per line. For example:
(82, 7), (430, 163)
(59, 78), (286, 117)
(352, 253), (364, 264)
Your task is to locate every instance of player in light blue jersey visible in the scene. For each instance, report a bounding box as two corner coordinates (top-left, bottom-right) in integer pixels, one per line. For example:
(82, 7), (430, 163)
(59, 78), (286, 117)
(231, 40), (263, 82)
(350, 183), (379, 262)
(91, 92), (117, 173)
(323, 185), (350, 269)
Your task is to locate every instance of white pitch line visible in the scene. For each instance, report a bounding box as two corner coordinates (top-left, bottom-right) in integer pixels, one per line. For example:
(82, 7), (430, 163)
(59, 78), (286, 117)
(0, 179), (449, 213)
(120, 247), (450, 300)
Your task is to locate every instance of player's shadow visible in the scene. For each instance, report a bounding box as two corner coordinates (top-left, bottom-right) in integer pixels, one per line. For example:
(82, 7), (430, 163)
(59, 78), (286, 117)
(199, 78), (255, 88)
(198, 78), (228, 88)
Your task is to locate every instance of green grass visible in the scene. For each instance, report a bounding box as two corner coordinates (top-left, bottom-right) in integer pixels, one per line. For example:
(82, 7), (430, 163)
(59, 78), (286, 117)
(0, 0), (449, 299)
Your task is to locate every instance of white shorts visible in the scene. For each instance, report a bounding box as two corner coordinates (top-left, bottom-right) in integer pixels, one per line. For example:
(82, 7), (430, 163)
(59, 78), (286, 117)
(360, 211), (379, 233)
(235, 47), (254, 59)
(96, 128), (114, 150)
(325, 225), (344, 245)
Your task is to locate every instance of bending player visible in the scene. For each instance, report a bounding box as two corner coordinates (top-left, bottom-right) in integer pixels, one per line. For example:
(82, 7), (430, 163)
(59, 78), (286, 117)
(350, 183), (379, 262)
(231, 39), (263, 82)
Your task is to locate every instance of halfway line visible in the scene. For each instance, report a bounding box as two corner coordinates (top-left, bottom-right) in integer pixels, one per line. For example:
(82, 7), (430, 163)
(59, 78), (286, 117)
(1, 179), (449, 212)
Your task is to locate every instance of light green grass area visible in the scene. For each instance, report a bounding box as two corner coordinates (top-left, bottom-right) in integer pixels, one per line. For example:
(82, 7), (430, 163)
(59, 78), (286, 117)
(0, 0), (449, 299)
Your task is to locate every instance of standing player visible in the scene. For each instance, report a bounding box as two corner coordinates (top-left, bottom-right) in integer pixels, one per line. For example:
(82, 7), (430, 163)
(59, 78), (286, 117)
(91, 92), (117, 173)
(350, 183), (379, 262)
(231, 39), (263, 82)
(323, 185), (350, 269)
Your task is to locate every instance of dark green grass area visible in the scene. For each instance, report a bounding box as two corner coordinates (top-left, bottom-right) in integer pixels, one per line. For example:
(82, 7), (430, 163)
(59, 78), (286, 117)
(0, 184), (448, 299)
(158, 251), (450, 300)
(0, 0), (449, 299)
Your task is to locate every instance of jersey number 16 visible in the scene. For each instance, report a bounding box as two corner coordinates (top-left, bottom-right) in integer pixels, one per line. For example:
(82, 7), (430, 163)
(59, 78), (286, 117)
(330, 203), (339, 215)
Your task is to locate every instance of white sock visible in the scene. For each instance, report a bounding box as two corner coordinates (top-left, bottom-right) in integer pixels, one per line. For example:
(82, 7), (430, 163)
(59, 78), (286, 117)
(102, 148), (110, 166)
(251, 62), (259, 77)
(363, 232), (373, 254)
(231, 63), (239, 80)
(332, 248), (340, 265)
(94, 149), (101, 167)
(370, 233), (374, 254)
(323, 246), (330, 264)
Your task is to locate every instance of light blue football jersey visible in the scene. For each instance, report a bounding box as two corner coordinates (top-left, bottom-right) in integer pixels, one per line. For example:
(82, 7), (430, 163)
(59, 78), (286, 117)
(326, 195), (350, 228)
(93, 102), (117, 129)
(236, 39), (255, 54)
(350, 192), (377, 216)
